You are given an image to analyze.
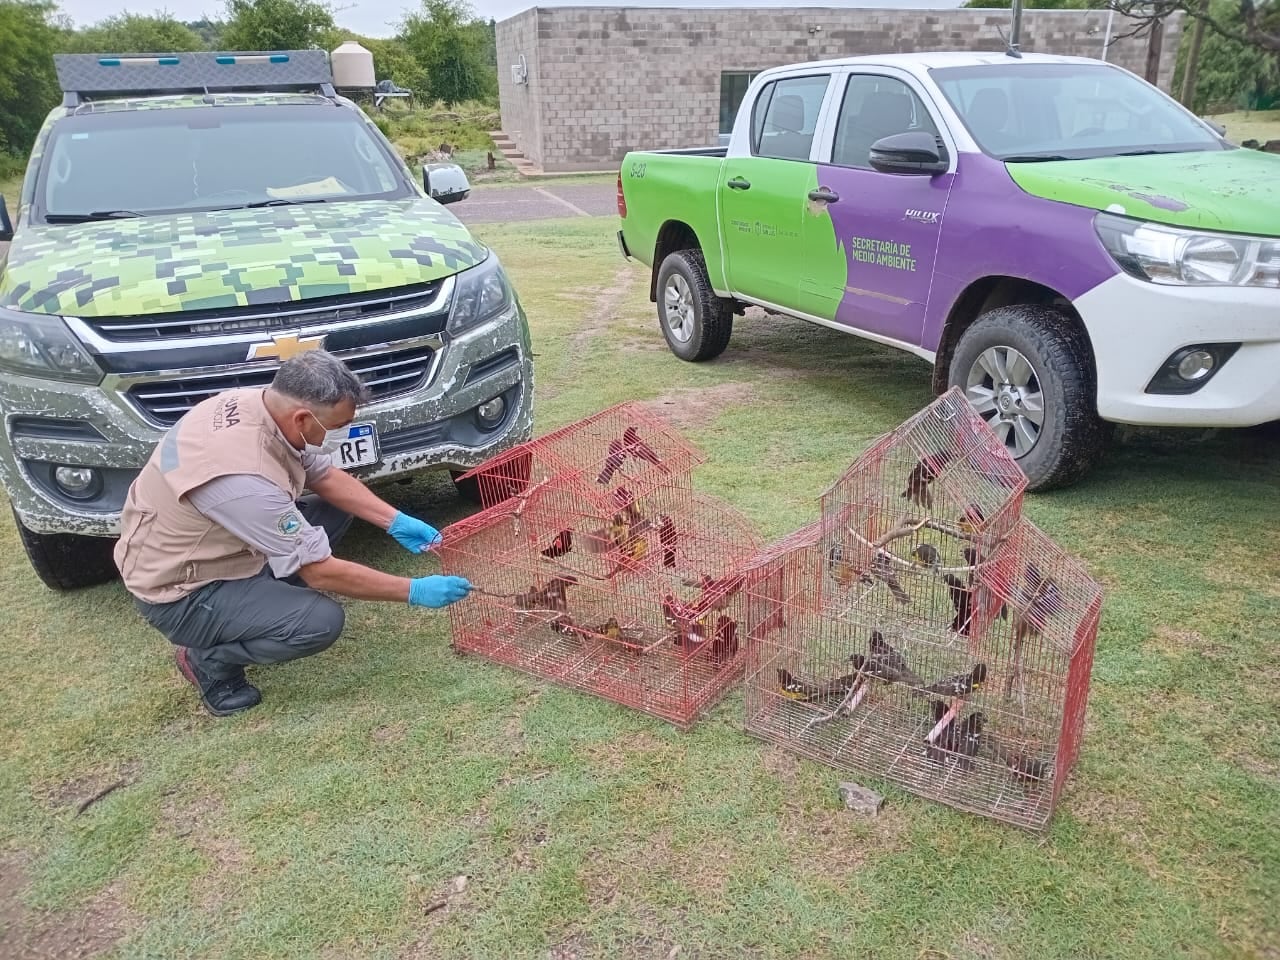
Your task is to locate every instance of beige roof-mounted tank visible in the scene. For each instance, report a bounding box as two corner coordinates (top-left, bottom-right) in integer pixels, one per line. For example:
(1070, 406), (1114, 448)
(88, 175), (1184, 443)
(330, 40), (374, 89)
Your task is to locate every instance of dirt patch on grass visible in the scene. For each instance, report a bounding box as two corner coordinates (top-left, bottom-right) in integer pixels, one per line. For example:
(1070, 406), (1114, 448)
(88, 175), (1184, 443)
(161, 792), (251, 889)
(373, 720), (409, 744)
(0, 853), (138, 959)
(397, 874), (477, 959)
(35, 760), (141, 814)
(570, 265), (639, 351)
(644, 383), (762, 432)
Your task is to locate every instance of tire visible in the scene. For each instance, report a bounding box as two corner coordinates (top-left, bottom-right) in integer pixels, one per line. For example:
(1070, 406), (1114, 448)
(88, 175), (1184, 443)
(11, 507), (120, 590)
(655, 248), (733, 362)
(450, 470), (482, 505)
(948, 304), (1108, 492)
(450, 447), (531, 507)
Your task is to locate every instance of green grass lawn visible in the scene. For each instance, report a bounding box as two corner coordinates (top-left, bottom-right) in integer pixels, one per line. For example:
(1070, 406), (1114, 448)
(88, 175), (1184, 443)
(1, 217), (1278, 960)
(1206, 109), (1280, 145)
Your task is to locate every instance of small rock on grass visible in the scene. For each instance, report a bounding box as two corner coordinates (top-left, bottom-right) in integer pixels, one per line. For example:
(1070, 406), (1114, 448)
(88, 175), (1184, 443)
(838, 781), (884, 816)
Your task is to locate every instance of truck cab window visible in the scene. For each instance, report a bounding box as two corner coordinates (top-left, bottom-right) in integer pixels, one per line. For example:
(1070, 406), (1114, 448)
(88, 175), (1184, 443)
(751, 75), (831, 161)
(832, 74), (940, 169)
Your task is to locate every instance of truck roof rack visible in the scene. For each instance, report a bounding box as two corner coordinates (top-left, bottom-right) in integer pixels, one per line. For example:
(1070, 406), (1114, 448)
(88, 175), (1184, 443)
(53, 50), (336, 107)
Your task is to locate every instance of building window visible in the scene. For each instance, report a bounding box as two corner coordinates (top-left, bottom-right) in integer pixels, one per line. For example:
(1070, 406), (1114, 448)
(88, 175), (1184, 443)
(719, 71), (760, 136)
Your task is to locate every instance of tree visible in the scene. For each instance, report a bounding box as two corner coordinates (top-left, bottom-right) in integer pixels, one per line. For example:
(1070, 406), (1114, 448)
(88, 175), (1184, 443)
(1105, 0), (1280, 56)
(0, 0), (61, 157)
(398, 0), (496, 105)
(1172, 0), (1280, 108)
(221, 0), (334, 51)
(183, 18), (226, 48)
(59, 13), (207, 53)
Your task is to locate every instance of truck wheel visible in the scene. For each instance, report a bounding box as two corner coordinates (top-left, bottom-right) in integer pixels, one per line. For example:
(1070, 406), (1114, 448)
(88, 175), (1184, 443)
(11, 507), (119, 591)
(656, 249), (733, 362)
(948, 305), (1107, 492)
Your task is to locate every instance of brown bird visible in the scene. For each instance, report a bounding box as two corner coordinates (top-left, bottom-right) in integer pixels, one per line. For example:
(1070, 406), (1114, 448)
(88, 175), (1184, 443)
(872, 552), (911, 604)
(622, 425), (665, 470)
(901, 451), (951, 509)
(957, 502), (986, 534)
(549, 613), (576, 637)
(942, 573), (975, 635)
(541, 528), (573, 559)
(711, 615), (739, 663)
(596, 438), (627, 484)
(827, 544), (862, 588)
(919, 662), (987, 698)
(612, 486), (643, 526)
(1013, 562), (1062, 645)
(658, 514), (678, 567)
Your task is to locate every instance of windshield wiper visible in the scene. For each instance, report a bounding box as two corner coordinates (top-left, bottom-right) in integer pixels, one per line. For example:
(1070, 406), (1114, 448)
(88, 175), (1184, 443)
(1002, 154), (1074, 163)
(243, 197), (331, 208)
(44, 209), (144, 223)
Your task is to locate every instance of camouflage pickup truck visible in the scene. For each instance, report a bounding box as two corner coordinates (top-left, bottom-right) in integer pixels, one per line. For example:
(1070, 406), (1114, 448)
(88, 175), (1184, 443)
(0, 51), (534, 590)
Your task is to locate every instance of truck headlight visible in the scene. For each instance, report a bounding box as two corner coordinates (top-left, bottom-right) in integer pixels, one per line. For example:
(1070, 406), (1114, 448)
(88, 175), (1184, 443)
(446, 253), (514, 336)
(0, 306), (102, 383)
(1094, 212), (1280, 288)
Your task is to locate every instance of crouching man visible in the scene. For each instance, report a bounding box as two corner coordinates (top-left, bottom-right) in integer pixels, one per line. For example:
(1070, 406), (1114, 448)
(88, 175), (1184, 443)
(114, 350), (472, 717)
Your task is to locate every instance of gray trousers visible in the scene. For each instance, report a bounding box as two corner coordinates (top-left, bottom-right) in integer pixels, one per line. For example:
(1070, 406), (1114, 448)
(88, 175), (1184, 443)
(135, 495), (353, 681)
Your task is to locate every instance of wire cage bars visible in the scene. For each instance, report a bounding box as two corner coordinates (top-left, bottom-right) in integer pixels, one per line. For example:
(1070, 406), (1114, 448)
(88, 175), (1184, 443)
(452, 400), (708, 510)
(740, 388), (1102, 831)
(437, 421), (762, 729)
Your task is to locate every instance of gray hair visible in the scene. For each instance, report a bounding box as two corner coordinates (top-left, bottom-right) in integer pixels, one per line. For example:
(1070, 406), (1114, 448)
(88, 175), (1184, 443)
(270, 350), (371, 408)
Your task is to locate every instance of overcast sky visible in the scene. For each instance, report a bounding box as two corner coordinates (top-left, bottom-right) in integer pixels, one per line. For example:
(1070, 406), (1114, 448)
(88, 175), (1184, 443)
(56, 0), (965, 38)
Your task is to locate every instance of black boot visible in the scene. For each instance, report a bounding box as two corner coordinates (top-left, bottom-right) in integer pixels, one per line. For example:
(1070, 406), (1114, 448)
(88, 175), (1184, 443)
(175, 647), (262, 716)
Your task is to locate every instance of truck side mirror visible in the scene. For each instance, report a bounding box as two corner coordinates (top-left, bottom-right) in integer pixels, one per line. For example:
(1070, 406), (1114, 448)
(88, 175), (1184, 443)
(868, 132), (949, 176)
(423, 162), (470, 205)
(0, 194), (13, 243)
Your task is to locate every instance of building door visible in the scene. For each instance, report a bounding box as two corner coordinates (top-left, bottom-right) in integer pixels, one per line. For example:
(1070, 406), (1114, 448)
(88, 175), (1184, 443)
(804, 71), (956, 348)
(718, 72), (834, 309)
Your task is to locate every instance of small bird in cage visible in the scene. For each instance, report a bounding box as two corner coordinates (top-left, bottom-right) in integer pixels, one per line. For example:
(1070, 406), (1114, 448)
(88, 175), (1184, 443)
(926, 704), (986, 769)
(918, 662), (987, 698)
(658, 515), (678, 567)
(549, 613), (577, 637)
(613, 486), (644, 526)
(957, 502), (986, 534)
(1013, 562), (1063, 644)
(942, 573), (975, 635)
(710, 615), (739, 663)
(866, 631), (924, 687)
(901, 451), (951, 509)
(685, 573), (744, 614)
(541, 528), (573, 559)
(514, 575), (578, 613)
(910, 543), (941, 571)
(596, 438), (628, 484)
(777, 656), (868, 702)
(827, 543), (869, 589)
(622, 425), (667, 472)
(872, 552), (911, 604)
(1003, 751), (1051, 789)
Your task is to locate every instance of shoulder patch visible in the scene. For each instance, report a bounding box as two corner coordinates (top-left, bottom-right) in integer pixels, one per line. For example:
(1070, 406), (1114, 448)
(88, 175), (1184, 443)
(276, 510), (304, 538)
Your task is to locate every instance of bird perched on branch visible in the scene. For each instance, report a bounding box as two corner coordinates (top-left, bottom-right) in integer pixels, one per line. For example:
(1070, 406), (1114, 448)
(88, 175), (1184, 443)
(919, 662), (987, 698)
(872, 552), (911, 604)
(957, 502), (986, 534)
(777, 656), (868, 702)
(657, 515), (678, 567)
(911, 543), (941, 571)
(612, 486), (643, 526)
(1013, 562), (1062, 645)
(515, 575), (579, 612)
(866, 631), (923, 687)
(826, 543), (868, 589)
(711, 615), (739, 663)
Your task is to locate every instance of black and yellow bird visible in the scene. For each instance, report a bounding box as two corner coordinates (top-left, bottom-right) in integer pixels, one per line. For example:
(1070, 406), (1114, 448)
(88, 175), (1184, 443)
(957, 502), (986, 534)
(541, 528), (573, 559)
(919, 662), (987, 699)
(942, 573), (975, 636)
(777, 656), (868, 703)
(911, 543), (941, 571)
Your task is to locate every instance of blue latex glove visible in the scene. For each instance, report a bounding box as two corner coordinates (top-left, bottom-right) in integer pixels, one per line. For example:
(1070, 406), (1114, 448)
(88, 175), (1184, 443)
(388, 510), (441, 553)
(408, 575), (472, 608)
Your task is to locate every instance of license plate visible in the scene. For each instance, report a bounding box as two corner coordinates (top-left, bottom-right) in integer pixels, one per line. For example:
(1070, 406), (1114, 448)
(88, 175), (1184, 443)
(334, 422), (380, 470)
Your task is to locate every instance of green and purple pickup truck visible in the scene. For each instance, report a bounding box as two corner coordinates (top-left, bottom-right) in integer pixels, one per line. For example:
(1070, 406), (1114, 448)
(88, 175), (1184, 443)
(617, 51), (1280, 490)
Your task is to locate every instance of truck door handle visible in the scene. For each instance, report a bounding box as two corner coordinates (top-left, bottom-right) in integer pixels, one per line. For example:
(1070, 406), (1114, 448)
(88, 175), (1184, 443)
(727, 177), (751, 190)
(808, 188), (840, 203)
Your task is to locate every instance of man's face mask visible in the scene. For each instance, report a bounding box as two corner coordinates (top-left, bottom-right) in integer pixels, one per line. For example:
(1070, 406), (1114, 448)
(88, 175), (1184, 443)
(300, 411), (347, 457)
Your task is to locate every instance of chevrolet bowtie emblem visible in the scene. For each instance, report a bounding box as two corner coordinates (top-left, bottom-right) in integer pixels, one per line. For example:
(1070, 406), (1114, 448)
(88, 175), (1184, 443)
(246, 332), (326, 362)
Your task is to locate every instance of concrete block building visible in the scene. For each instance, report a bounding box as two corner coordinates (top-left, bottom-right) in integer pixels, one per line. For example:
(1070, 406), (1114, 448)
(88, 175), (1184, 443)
(495, 5), (1183, 173)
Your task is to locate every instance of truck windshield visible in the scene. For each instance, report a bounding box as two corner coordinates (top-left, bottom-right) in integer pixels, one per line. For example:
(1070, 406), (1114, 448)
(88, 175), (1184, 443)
(929, 62), (1227, 162)
(35, 103), (414, 221)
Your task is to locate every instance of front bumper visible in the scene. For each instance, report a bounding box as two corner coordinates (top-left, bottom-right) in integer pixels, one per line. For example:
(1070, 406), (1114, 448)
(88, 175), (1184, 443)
(1075, 273), (1280, 427)
(0, 301), (533, 538)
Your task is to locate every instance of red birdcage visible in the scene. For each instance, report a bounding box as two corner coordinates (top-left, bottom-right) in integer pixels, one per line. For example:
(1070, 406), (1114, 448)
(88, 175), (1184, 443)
(740, 389), (1103, 831)
(437, 417), (762, 728)
(452, 400), (707, 510)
